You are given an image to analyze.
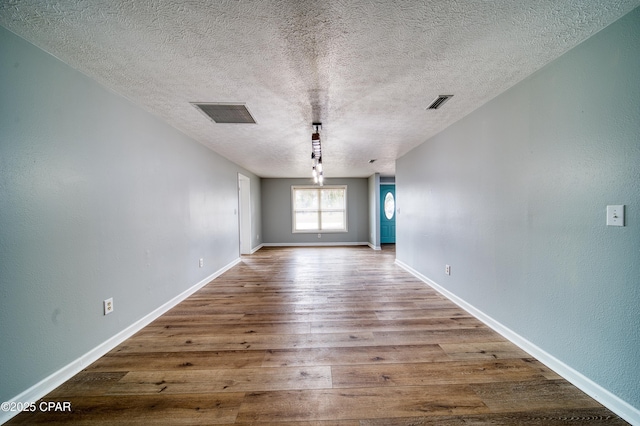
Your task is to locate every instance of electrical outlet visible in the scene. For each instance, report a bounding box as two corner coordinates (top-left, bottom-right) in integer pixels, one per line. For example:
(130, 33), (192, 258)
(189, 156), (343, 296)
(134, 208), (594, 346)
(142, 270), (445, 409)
(445, 265), (451, 275)
(199, 258), (204, 268)
(318, 233), (321, 238)
(103, 298), (113, 315)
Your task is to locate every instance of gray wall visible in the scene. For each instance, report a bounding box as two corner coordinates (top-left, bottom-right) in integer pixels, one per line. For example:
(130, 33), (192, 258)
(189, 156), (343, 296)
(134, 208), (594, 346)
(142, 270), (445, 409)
(396, 7), (640, 410)
(261, 178), (369, 244)
(0, 26), (260, 402)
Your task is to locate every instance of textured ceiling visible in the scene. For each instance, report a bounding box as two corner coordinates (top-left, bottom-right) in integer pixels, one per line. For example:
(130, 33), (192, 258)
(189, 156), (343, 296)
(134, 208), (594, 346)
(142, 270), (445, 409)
(1, 0), (638, 178)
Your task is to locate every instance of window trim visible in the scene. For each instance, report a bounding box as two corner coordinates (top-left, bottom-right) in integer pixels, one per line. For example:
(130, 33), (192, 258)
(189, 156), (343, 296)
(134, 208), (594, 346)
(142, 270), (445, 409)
(291, 185), (348, 233)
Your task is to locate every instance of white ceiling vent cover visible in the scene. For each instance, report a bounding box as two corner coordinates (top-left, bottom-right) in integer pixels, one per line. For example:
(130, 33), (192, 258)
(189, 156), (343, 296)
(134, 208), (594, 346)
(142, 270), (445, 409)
(192, 103), (256, 123)
(427, 95), (453, 110)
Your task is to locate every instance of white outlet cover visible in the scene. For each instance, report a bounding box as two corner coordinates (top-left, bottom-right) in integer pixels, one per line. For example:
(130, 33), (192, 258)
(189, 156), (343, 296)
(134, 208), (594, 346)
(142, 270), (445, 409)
(103, 298), (114, 315)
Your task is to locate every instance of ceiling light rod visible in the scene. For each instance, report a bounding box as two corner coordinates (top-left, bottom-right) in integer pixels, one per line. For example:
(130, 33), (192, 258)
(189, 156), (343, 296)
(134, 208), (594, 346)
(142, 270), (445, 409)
(311, 122), (323, 186)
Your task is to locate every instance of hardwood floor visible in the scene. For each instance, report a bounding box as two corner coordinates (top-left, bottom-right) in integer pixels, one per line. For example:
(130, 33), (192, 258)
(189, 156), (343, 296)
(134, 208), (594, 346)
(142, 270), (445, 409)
(8, 246), (627, 425)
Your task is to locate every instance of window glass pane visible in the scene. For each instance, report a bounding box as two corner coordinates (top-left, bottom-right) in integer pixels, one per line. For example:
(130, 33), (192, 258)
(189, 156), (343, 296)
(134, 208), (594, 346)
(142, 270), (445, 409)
(292, 186), (347, 233)
(295, 211), (318, 230)
(321, 211), (345, 230)
(295, 189), (318, 210)
(321, 189), (345, 209)
(384, 192), (395, 220)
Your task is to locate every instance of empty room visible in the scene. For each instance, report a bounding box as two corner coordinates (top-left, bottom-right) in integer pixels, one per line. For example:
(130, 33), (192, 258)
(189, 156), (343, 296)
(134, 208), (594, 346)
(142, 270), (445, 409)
(1, 1), (638, 425)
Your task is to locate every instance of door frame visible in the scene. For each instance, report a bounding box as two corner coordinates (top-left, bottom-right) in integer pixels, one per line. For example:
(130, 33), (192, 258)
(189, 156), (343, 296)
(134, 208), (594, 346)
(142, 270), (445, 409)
(238, 173), (251, 255)
(380, 184), (396, 244)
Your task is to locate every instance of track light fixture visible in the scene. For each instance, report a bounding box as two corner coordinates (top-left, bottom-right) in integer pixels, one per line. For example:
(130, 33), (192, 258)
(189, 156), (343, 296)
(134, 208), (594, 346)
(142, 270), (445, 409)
(311, 123), (323, 186)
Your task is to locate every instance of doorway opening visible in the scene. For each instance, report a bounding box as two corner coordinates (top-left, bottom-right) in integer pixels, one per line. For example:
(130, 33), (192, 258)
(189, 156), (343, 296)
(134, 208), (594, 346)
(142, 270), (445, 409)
(238, 174), (251, 255)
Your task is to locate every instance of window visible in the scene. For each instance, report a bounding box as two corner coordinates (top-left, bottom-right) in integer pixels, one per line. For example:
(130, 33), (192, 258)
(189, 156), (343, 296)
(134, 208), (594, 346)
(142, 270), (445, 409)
(292, 185), (347, 233)
(384, 191), (395, 220)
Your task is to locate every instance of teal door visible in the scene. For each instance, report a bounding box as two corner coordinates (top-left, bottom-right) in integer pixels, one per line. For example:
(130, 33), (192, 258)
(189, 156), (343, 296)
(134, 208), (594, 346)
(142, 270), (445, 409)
(380, 185), (396, 244)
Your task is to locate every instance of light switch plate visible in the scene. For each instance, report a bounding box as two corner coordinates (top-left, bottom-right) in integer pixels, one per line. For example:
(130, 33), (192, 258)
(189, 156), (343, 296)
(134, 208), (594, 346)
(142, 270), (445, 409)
(606, 205), (624, 226)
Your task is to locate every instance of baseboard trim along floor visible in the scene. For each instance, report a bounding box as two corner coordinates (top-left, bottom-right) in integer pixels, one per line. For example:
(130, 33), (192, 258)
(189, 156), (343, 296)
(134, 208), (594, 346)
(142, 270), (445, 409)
(395, 258), (639, 425)
(1, 257), (241, 425)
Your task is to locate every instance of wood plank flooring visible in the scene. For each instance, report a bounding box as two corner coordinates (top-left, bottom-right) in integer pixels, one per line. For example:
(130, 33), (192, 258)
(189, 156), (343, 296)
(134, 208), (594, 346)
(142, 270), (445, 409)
(8, 246), (627, 425)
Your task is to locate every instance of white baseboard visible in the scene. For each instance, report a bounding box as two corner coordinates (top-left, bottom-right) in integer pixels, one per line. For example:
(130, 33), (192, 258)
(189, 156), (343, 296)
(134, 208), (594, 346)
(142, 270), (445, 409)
(262, 242), (370, 247)
(395, 259), (640, 426)
(252, 242), (379, 251)
(0, 257), (240, 425)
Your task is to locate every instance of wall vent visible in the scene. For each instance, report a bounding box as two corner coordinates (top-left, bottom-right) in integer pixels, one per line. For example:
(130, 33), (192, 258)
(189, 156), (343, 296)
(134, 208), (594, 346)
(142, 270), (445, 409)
(192, 103), (256, 123)
(427, 95), (453, 110)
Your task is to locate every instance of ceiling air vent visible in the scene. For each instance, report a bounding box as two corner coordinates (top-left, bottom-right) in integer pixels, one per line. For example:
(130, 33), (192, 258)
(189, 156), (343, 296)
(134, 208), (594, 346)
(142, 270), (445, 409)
(192, 103), (256, 123)
(427, 95), (453, 110)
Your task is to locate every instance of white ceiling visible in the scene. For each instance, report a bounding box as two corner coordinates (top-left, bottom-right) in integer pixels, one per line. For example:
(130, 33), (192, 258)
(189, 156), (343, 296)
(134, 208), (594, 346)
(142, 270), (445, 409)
(2, 0), (638, 178)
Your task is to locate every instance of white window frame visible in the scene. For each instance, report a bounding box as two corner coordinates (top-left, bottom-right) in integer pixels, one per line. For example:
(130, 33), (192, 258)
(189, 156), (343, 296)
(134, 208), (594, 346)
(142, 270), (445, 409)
(291, 185), (348, 233)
